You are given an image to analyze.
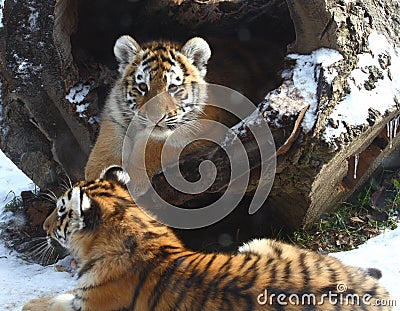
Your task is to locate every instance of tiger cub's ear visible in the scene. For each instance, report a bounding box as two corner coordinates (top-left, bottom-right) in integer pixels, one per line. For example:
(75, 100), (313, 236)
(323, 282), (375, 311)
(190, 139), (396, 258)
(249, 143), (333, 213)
(100, 165), (130, 187)
(181, 37), (211, 79)
(114, 35), (141, 74)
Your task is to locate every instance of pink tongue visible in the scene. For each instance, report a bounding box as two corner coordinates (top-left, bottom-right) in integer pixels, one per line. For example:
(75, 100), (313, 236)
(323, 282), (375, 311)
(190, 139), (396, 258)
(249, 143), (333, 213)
(70, 259), (77, 269)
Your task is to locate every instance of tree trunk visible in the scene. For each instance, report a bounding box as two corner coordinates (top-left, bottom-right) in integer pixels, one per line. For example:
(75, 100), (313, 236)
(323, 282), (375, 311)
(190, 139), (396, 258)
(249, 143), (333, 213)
(1, 0), (399, 248)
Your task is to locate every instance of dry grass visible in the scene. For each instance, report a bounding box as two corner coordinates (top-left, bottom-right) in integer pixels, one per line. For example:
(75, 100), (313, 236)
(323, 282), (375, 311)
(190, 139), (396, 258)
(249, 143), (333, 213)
(289, 169), (400, 253)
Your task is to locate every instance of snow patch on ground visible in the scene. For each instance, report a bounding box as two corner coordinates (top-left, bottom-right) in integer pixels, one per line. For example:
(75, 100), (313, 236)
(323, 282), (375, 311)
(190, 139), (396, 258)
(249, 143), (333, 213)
(332, 227), (400, 309)
(324, 31), (400, 141)
(0, 150), (76, 310)
(0, 244), (76, 311)
(0, 151), (36, 205)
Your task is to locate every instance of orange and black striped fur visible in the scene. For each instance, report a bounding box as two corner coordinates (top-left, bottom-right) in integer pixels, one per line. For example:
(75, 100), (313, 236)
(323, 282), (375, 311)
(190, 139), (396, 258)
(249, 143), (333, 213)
(23, 166), (392, 311)
(85, 36), (235, 197)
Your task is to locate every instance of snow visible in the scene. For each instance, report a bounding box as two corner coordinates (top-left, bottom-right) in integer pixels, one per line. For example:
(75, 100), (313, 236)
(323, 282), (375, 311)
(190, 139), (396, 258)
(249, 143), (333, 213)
(65, 83), (91, 104)
(332, 228), (400, 308)
(28, 7), (39, 32)
(88, 116), (100, 124)
(353, 152), (360, 179)
(64, 83), (99, 121)
(65, 83), (94, 119)
(75, 102), (90, 118)
(0, 151), (36, 204)
(0, 150), (76, 310)
(387, 116), (400, 148)
(13, 53), (43, 79)
(324, 31), (400, 141)
(276, 31), (400, 142)
(266, 48), (343, 132)
(0, 0), (4, 28)
(0, 245), (75, 310)
(0, 148), (399, 309)
(288, 49), (343, 133)
(229, 109), (263, 139)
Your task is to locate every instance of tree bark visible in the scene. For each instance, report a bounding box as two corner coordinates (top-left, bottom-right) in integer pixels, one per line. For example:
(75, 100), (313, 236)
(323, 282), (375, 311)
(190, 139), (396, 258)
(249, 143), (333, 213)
(1, 0), (399, 242)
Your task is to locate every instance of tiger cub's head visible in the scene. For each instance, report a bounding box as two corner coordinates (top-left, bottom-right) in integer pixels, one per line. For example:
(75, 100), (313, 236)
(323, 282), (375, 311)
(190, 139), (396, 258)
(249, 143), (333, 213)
(111, 35), (211, 141)
(43, 166), (133, 253)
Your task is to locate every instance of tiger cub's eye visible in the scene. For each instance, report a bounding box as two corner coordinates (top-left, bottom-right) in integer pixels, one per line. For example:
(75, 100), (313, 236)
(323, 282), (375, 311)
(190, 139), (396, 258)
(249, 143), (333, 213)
(138, 83), (148, 93)
(168, 84), (178, 93)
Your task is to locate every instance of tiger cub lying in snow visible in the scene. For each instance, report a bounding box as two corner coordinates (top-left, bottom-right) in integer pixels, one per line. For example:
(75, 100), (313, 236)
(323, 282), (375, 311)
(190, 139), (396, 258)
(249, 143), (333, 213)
(23, 166), (392, 311)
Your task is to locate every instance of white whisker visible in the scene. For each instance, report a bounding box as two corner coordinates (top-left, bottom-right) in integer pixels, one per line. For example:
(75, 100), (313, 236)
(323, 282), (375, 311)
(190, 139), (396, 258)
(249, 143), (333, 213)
(45, 190), (58, 203)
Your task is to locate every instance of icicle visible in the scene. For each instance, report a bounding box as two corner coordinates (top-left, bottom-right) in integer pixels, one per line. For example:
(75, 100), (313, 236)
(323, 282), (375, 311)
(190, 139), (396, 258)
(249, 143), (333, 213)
(354, 152), (360, 179)
(387, 116), (400, 148)
(394, 116), (399, 139)
(387, 119), (393, 148)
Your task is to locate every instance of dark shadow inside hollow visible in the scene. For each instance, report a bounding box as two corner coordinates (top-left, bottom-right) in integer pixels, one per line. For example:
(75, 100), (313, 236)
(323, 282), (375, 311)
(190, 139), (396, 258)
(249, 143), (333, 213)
(71, 0), (295, 108)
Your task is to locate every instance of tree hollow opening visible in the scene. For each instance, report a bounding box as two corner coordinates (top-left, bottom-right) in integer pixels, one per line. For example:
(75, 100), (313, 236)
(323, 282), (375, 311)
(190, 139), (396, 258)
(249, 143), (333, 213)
(71, 0), (295, 110)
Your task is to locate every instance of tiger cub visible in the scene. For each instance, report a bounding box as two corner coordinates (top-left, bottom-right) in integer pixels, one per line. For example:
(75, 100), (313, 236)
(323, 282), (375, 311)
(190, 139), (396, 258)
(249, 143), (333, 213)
(23, 166), (392, 311)
(85, 36), (234, 197)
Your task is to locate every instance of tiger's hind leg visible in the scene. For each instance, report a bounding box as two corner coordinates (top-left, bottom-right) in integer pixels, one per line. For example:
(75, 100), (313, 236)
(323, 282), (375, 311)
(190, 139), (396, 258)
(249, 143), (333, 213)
(23, 293), (75, 311)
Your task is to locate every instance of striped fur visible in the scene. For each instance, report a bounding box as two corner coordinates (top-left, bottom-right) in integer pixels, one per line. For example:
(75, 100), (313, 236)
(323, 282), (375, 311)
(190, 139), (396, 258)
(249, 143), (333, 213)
(23, 167), (392, 311)
(85, 36), (234, 196)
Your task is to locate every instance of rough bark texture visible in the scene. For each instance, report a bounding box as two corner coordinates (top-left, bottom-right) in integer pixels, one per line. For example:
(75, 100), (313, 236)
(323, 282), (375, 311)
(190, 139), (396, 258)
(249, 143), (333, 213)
(0, 0), (100, 190)
(264, 0), (400, 228)
(1, 0), (400, 250)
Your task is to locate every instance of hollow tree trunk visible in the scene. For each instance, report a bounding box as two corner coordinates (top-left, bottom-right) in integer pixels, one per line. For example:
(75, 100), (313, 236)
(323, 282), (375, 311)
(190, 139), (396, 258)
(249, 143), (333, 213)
(0, 0), (399, 244)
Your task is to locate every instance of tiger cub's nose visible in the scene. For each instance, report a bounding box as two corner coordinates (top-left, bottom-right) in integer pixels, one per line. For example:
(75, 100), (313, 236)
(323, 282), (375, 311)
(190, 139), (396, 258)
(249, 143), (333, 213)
(43, 209), (57, 232)
(43, 216), (50, 231)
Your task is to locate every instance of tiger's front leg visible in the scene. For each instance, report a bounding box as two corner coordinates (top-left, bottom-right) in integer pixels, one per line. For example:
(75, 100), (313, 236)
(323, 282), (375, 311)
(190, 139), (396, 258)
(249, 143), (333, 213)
(127, 140), (181, 198)
(23, 294), (76, 311)
(125, 137), (164, 197)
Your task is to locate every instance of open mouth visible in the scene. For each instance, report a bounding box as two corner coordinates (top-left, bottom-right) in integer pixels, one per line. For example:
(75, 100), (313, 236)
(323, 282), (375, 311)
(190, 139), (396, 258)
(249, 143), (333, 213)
(149, 124), (173, 138)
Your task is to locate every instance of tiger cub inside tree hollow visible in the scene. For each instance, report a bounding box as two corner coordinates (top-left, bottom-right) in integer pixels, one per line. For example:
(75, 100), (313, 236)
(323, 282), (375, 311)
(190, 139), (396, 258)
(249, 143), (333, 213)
(22, 166), (392, 311)
(85, 36), (236, 197)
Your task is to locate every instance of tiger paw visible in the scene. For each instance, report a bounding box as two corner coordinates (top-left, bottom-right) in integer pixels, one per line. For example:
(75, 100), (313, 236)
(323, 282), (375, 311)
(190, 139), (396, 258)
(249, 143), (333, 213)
(128, 171), (152, 198)
(48, 294), (75, 311)
(22, 297), (52, 311)
(125, 161), (153, 199)
(23, 294), (75, 311)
